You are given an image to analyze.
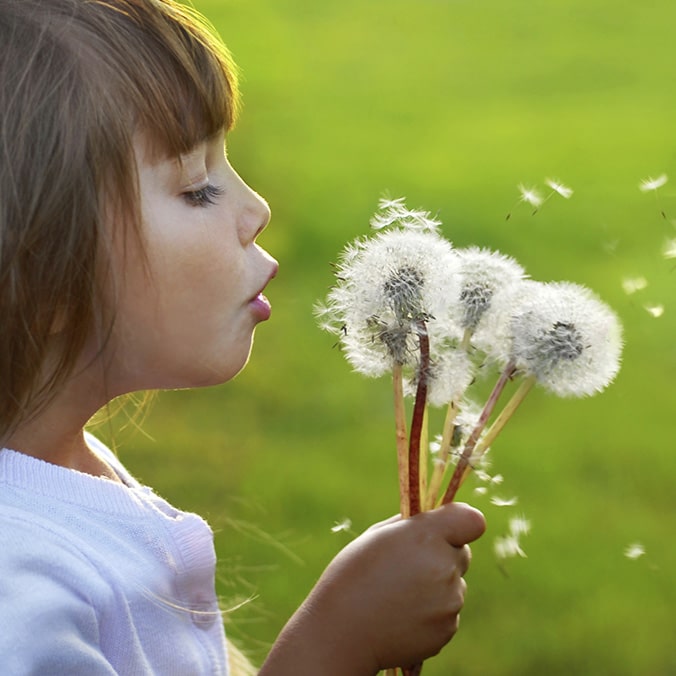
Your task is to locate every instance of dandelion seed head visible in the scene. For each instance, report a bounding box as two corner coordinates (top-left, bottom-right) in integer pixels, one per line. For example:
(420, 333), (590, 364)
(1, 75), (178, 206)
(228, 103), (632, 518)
(621, 276), (648, 295)
(639, 174), (668, 192)
(624, 542), (645, 560)
(518, 184), (543, 208)
(545, 178), (574, 199)
(644, 304), (664, 318)
(455, 247), (527, 333)
(317, 224), (460, 376)
(510, 281), (623, 397)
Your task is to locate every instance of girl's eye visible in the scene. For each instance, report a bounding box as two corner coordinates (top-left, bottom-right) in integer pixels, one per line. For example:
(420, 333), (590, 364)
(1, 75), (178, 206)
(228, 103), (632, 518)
(182, 184), (225, 207)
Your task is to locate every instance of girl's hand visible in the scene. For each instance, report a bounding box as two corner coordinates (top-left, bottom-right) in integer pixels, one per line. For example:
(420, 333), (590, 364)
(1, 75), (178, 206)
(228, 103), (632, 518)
(260, 502), (486, 676)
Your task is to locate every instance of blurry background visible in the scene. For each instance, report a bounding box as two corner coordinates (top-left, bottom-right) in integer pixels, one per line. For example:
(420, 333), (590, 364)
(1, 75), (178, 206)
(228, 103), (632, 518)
(97, 1), (676, 673)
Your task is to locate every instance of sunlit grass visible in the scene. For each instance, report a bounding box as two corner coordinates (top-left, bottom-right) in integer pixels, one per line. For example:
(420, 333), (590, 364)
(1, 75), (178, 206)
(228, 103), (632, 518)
(96, 0), (676, 673)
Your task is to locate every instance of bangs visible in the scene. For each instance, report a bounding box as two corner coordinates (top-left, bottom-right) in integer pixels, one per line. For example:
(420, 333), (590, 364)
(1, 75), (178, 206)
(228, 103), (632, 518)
(98, 0), (241, 157)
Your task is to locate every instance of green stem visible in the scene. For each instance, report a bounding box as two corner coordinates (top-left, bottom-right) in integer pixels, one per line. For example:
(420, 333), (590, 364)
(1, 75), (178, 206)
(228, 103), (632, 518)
(426, 401), (458, 510)
(441, 360), (517, 504)
(393, 362), (409, 519)
(459, 374), (536, 487)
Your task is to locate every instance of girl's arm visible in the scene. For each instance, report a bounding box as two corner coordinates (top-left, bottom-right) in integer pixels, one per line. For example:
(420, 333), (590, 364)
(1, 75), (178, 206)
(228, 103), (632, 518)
(259, 502), (485, 676)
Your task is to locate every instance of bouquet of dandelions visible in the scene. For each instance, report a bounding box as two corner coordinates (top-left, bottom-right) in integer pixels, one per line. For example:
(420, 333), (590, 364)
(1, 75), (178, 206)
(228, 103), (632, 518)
(315, 197), (623, 676)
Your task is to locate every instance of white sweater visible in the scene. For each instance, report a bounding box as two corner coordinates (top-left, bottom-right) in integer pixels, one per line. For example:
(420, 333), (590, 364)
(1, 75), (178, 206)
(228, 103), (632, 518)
(0, 435), (229, 675)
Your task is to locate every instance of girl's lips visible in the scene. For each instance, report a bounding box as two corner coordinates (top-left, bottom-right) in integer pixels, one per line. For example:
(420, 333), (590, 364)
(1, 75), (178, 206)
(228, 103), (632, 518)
(250, 291), (272, 320)
(250, 261), (277, 320)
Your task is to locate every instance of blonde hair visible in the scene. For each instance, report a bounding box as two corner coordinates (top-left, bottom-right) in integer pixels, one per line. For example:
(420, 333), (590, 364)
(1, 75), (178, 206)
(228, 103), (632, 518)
(0, 0), (239, 442)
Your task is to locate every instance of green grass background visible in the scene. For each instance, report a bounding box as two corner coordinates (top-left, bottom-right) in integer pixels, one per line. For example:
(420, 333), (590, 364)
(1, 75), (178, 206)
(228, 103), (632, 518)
(97, 1), (676, 673)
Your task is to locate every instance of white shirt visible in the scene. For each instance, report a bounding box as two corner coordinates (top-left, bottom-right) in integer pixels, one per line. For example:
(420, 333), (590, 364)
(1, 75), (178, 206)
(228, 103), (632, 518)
(0, 435), (228, 675)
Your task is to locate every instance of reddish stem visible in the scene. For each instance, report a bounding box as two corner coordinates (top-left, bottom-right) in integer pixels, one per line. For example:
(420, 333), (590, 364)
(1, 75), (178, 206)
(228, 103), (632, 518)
(407, 323), (429, 517)
(441, 360), (517, 504)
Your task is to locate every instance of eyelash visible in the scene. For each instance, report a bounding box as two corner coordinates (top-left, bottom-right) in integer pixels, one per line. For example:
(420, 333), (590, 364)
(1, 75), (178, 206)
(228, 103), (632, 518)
(182, 184), (225, 208)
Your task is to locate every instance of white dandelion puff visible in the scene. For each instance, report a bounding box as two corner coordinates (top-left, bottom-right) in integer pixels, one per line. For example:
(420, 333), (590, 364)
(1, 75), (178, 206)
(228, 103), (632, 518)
(316, 217), (460, 377)
(509, 281), (623, 397)
(639, 174), (668, 192)
(644, 304), (664, 318)
(518, 184), (543, 208)
(454, 247), (527, 335)
(545, 178), (574, 199)
(624, 542), (645, 560)
(621, 276), (648, 295)
(662, 238), (676, 259)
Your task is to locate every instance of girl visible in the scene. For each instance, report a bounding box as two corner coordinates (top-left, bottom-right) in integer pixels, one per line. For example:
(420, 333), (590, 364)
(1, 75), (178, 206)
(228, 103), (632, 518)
(0, 1), (485, 674)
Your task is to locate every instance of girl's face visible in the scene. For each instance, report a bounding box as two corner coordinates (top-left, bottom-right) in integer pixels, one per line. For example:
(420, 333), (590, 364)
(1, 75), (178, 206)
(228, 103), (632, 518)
(102, 129), (277, 395)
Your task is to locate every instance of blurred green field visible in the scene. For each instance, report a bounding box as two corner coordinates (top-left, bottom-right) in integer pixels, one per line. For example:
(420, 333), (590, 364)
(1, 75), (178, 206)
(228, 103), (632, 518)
(96, 1), (676, 673)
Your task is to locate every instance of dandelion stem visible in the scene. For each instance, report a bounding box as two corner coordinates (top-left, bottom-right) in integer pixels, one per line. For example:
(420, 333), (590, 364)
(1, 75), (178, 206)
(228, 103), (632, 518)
(459, 374), (536, 487)
(408, 322), (430, 516)
(441, 360), (517, 504)
(419, 405), (429, 511)
(426, 401), (458, 510)
(393, 362), (409, 519)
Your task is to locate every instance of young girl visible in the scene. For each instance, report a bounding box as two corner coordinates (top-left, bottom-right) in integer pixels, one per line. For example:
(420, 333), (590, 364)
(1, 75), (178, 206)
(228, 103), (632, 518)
(0, 1), (485, 674)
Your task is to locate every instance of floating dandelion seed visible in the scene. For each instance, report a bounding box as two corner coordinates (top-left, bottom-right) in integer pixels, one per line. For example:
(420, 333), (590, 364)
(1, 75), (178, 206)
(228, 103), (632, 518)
(518, 184), (543, 208)
(624, 542), (646, 560)
(545, 178), (574, 199)
(494, 516), (531, 560)
(621, 276), (648, 295)
(639, 174), (668, 192)
(369, 196), (442, 232)
(644, 304), (664, 318)
(509, 281), (623, 397)
(662, 238), (676, 260)
(490, 496), (518, 507)
(331, 518), (353, 534)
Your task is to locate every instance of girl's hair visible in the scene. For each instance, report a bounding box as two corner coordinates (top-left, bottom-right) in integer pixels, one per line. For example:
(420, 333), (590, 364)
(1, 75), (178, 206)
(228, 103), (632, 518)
(0, 0), (240, 442)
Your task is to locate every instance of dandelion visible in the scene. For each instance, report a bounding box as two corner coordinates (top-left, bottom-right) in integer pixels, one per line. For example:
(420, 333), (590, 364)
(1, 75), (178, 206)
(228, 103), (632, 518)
(639, 174), (668, 192)
(621, 276), (648, 295)
(316, 227), (459, 376)
(509, 281), (623, 397)
(454, 247), (527, 339)
(644, 304), (664, 318)
(624, 542), (646, 560)
(545, 178), (574, 199)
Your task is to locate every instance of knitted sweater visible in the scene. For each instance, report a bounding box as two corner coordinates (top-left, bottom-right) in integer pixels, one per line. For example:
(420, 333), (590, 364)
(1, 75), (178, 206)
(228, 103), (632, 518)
(0, 434), (228, 675)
